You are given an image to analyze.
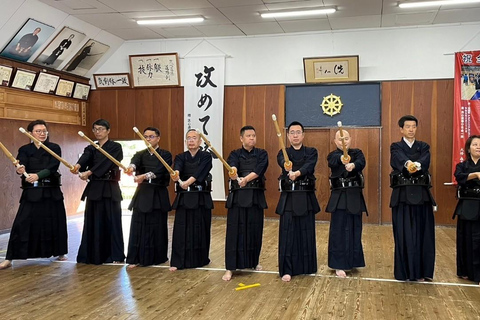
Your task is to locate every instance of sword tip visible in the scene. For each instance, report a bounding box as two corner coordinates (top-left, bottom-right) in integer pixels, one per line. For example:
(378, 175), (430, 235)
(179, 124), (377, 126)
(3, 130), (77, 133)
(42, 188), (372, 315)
(337, 121), (342, 127)
(133, 127), (139, 132)
(78, 131), (84, 137)
(19, 127), (26, 133)
(272, 114), (277, 121)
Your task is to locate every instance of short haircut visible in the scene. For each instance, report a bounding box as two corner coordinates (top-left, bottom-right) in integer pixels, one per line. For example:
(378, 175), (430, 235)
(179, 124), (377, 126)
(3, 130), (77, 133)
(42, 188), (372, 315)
(398, 115), (418, 128)
(287, 121), (304, 132)
(465, 135), (480, 161)
(92, 118), (110, 130)
(143, 126), (160, 137)
(27, 119), (47, 132)
(185, 128), (198, 138)
(240, 125), (255, 136)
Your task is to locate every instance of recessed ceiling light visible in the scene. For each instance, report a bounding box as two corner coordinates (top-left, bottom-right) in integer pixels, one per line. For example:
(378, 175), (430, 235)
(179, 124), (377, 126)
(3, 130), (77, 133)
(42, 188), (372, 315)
(137, 17), (204, 25)
(261, 8), (336, 19)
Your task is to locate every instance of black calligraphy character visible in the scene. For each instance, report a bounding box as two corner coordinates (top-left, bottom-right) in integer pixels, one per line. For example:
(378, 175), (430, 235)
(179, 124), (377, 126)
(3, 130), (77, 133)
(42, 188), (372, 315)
(197, 94), (213, 111)
(137, 64), (146, 75)
(199, 115), (211, 135)
(195, 66), (217, 88)
(334, 64), (344, 75)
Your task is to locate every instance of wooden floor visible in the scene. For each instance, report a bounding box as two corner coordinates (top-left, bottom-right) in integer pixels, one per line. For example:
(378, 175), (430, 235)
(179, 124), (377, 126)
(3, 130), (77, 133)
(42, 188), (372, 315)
(0, 214), (479, 320)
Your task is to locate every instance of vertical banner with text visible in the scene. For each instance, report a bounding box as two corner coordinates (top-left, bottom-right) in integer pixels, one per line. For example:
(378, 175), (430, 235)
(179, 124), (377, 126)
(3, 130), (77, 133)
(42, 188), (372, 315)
(453, 51), (480, 181)
(184, 56), (226, 200)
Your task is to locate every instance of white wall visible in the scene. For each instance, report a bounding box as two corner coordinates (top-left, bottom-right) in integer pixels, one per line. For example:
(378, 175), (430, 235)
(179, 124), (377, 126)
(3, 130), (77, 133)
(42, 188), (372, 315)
(98, 22), (480, 86)
(0, 0), (124, 78)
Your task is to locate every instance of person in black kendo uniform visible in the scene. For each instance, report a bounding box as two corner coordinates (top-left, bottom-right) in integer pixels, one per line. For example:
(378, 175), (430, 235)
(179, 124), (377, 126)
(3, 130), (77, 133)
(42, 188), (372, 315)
(276, 121), (320, 282)
(222, 125), (268, 281)
(0, 120), (67, 270)
(390, 115), (436, 281)
(73, 119), (125, 265)
(453, 135), (480, 286)
(326, 128), (367, 278)
(125, 127), (172, 269)
(170, 129), (213, 271)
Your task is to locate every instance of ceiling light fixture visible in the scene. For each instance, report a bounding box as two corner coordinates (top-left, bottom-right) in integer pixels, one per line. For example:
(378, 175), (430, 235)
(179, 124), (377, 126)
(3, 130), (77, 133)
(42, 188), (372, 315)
(399, 0), (480, 9)
(261, 8), (336, 19)
(137, 16), (204, 25)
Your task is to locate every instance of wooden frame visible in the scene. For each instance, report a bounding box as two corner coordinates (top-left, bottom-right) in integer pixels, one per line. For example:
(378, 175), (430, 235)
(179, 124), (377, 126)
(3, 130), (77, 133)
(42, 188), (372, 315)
(72, 82), (91, 100)
(33, 72), (60, 94)
(55, 79), (75, 97)
(303, 55), (359, 83)
(93, 73), (131, 89)
(0, 64), (14, 86)
(11, 68), (36, 90)
(129, 53), (180, 88)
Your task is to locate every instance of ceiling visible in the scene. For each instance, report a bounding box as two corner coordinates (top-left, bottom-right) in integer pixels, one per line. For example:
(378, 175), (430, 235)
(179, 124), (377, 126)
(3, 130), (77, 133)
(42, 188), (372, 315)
(38, 0), (480, 40)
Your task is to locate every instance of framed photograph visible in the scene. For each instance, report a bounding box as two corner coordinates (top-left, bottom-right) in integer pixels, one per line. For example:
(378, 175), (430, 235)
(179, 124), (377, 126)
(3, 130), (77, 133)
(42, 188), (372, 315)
(0, 18), (55, 62)
(303, 55), (359, 83)
(55, 79), (75, 97)
(93, 73), (131, 89)
(72, 83), (91, 100)
(32, 26), (86, 69)
(63, 39), (110, 76)
(129, 53), (180, 88)
(11, 68), (37, 90)
(33, 72), (60, 94)
(0, 65), (14, 86)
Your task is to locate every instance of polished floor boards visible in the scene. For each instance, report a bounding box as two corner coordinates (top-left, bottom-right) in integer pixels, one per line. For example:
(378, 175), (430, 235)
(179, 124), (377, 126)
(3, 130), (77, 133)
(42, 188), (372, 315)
(0, 214), (479, 320)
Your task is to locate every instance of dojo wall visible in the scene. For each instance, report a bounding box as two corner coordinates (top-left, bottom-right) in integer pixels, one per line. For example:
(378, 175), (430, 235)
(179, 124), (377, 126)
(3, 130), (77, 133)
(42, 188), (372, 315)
(85, 78), (456, 225)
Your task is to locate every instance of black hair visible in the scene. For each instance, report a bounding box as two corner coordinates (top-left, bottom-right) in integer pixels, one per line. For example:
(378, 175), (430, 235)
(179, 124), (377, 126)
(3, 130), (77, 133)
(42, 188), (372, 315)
(398, 115), (418, 128)
(240, 125), (255, 136)
(27, 119), (47, 132)
(143, 126), (160, 137)
(92, 119), (110, 130)
(465, 135), (480, 160)
(287, 121), (304, 132)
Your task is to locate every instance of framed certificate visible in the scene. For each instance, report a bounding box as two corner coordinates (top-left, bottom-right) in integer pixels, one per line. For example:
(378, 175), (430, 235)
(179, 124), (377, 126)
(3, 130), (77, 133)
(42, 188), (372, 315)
(93, 73), (131, 89)
(303, 55), (359, 83)
(11, 68), (36, 90)
(72, 82), (91, 100)
(0, 64), (13, 86)
(55, 79), (75, 97)
(33, 72), (60, 94)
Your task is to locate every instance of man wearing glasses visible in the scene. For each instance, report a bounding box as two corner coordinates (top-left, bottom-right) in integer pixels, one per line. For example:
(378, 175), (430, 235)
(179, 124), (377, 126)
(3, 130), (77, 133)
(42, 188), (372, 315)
(125, 127), (172, 269)
(276, 121), (320, 282)
(73, 119), (125, 265)
(169, 129), (213, 271)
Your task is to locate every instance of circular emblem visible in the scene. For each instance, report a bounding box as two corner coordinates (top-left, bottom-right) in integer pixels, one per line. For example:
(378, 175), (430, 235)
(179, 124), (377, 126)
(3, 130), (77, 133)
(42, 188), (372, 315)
(321, 94), (343, 117)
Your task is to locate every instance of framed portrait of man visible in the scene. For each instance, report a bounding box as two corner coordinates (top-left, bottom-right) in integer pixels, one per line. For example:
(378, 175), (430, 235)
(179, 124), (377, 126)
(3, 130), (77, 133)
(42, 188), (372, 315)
(63, 39), (109, 77)
(32, 26), (86, 69)
(0, 18), (55, 62)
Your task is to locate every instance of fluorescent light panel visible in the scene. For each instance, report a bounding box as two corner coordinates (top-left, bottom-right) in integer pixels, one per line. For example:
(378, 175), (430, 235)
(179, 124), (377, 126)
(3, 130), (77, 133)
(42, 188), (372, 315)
(137, 17), (204, 25)
(399, 0), (480, 8)
(261, 8), (336, 19)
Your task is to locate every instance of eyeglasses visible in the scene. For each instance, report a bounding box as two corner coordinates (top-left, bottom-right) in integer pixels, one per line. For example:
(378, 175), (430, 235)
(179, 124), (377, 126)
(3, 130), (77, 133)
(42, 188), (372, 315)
(186, 137), (199, 141)
(92, 127), (107, 133)
(33, 130), (48, 135)
(288, 130), (303, 136)
(144, 135), (158, 139)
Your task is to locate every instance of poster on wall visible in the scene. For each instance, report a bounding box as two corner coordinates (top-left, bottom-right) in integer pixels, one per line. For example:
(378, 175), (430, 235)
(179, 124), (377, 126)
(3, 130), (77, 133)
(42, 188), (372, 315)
(32, 26), (86, 69)
(452, 51), (480, 181)
(62, 39), (109, 76)
(0, 18), (55, 62)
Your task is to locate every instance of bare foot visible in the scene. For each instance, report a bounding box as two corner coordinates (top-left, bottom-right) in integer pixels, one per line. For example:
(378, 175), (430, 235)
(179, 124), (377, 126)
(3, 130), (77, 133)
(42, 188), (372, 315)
(417, 278), (425, 282)
(169, 266), (177, 272)
(57, 255), (68, 261)
(336, 270), (347, 278)
(127, 264), (139, 270)
(0, 260), (12, 270)
(222, 270), (233, 281)
(281, 274), (291, 282)
(255, 264), (263, 271)
(113, 260), (124, 264)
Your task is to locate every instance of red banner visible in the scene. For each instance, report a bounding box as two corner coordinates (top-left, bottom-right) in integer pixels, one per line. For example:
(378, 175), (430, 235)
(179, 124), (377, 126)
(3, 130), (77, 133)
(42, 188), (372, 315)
(452, 51), (480, 182)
